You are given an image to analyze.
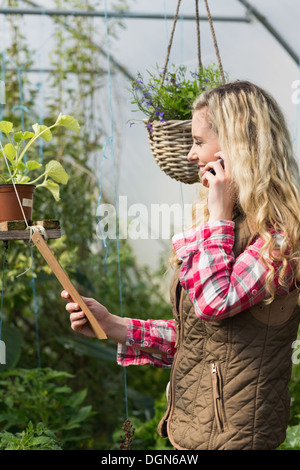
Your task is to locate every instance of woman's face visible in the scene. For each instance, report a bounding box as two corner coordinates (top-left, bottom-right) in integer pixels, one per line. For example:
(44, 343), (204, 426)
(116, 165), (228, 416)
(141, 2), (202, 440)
(187, 107), (221, 177)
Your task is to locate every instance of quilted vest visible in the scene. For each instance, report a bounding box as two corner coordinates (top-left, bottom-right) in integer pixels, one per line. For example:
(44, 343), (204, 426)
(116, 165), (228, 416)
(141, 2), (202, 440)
(158, 213), (300, 450)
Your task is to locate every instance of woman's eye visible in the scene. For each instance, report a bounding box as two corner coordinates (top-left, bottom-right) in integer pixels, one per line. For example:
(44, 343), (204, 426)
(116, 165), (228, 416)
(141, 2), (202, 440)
(195, 141), (203, 146)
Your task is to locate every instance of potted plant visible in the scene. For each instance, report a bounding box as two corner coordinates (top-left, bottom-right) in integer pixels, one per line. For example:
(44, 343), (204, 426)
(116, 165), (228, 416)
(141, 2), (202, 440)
(128, 64), (226, 184)
(0, 113), (80, 223)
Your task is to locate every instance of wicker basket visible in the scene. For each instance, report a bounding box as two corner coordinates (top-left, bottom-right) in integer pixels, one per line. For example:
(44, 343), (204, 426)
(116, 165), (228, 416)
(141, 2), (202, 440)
(144, 119), (199, 184)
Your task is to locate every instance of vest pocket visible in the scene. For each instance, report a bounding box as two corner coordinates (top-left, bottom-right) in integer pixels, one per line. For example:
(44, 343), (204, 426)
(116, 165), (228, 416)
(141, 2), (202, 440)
(211, 362), (227, 433)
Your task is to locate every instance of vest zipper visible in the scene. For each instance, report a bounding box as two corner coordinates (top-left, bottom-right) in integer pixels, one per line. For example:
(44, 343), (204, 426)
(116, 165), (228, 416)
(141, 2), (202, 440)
(211, 362), (227, 433)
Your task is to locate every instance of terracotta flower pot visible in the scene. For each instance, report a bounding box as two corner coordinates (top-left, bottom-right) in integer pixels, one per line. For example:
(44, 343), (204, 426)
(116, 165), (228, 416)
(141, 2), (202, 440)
(0, 184), (35, 224)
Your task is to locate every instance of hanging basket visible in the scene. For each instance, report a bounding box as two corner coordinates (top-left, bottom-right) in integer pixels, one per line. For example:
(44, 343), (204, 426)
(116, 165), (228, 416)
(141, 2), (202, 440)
(144, 119), (199, 184)
(139, 0), (225, 185)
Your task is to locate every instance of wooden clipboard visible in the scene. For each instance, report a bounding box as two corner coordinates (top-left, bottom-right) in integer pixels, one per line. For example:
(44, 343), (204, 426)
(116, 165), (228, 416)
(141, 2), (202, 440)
(31, 230), (107, 340)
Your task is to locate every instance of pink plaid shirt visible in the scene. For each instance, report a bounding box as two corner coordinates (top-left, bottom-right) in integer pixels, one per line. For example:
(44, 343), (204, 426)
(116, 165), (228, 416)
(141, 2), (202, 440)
(117, 220), (295, 368)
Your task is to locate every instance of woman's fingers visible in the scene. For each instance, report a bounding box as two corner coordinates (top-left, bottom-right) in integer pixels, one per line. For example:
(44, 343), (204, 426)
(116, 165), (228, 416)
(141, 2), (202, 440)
(69, 310), (88, 332)
(205, 158), (225, 175)
(61, 291), (82, 314)
(61, 290), (74, 302)
(61, 290), (106, 338)
(202, 156), (226, 187)
(62, 291), (87, 326)
(70, 311), (87, 324)
(65, 301), (81, 313)
(70, 311), (85, 321)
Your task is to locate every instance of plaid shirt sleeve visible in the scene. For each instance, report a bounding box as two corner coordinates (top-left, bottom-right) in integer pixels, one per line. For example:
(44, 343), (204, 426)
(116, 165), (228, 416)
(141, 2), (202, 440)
(172, 220), (294, 321)
(117, 318), (176, 368)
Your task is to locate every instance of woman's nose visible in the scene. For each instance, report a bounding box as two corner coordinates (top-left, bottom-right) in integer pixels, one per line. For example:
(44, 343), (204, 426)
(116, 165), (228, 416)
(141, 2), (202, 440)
(187, 146), (198, 162)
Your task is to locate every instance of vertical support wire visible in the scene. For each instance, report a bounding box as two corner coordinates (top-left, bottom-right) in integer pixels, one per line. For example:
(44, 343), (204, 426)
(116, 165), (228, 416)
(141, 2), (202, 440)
(104, 0), (128, 420)
(0, 12), (6, 120)
(29, 249), (41, 370)
(0, 242), (8, 342)
(17, 67), (26, 142)
(37, 9), (46, 164)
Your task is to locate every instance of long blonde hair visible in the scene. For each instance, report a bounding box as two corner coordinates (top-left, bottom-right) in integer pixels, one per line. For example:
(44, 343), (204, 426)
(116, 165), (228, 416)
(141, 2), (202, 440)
(171, 80), (300, 303)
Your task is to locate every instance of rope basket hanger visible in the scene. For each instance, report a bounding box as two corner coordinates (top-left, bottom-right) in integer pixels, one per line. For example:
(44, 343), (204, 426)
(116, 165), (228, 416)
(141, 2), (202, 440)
(144, 0), (226, 185)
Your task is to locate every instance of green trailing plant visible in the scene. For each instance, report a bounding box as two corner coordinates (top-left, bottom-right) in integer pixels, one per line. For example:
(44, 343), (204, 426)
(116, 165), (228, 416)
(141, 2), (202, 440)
(128, 63), (227, 131)
(0, 421), (62, 450)
(0, 367), (94, 447)
(0, 113), (80, 200)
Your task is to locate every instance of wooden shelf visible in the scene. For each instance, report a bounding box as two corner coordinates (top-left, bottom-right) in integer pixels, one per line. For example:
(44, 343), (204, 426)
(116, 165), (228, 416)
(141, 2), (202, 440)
(0, 220), (61, 241)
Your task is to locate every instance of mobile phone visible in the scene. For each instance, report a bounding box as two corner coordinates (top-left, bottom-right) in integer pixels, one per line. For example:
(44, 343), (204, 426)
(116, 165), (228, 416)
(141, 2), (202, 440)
(208, 158), (224, 175)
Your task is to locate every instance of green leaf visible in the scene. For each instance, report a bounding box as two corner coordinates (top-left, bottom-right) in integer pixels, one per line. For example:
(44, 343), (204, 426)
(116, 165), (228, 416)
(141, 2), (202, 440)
(284, 425), (300, 449)
(0, 121), (13, 134)
(4, 396), (14, 408)
(23, 131), (35, 140)
(13, 131), (35, 143)
(31, 436), (53, 446)
(16, 162), (26, 172)
(63, 406), (92, 430)
(37, 179), (60, 201)
(13, 131), (23, 142)
(26, 161), (42, 171)
(15, 175), (31, 184)
(68, 389), (87, 407)
(55, 114), (80, 133)
(3, 143), (16, 162)
(44, 160), (68, 184)
(32, 123), (40, 134)
(32, 124), (52, 142)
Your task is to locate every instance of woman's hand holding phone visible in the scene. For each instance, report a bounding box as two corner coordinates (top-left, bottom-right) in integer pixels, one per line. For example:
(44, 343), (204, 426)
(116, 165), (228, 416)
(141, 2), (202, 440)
(201, 152), (236, 223)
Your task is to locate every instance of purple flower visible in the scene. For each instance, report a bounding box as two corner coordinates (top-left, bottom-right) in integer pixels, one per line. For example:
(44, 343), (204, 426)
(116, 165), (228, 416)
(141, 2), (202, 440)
(133, 79), (143, 91)
(129, 121), (135, 127)
(147, 122), (153, 133)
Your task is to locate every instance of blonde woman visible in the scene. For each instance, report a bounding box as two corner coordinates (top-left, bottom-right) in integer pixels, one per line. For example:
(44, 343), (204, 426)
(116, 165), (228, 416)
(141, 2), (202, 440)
(62, 81), (300, 450)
